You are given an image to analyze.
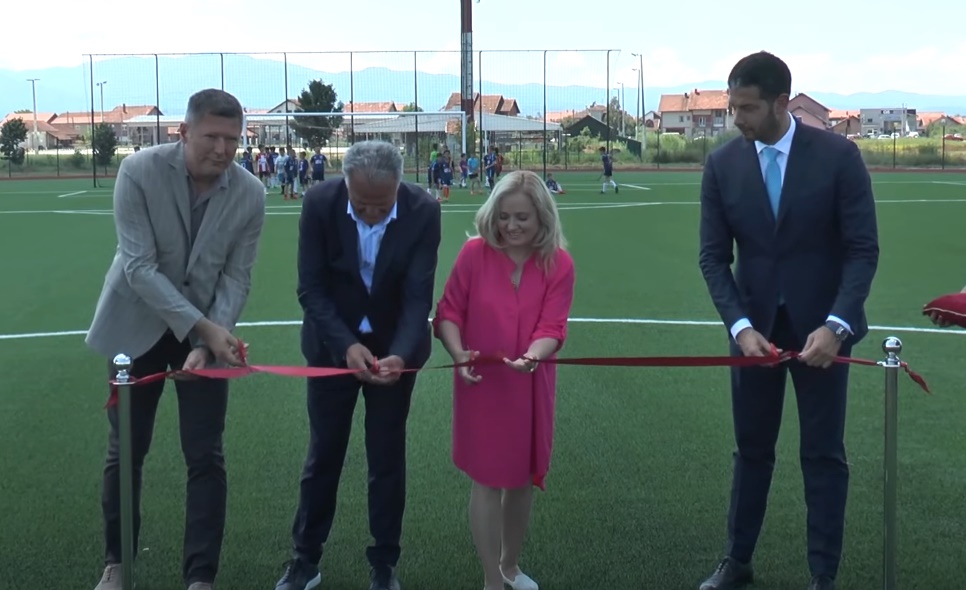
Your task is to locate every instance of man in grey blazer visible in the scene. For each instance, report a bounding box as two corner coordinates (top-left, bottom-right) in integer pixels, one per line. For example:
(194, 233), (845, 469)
(86, 89), (267, 590)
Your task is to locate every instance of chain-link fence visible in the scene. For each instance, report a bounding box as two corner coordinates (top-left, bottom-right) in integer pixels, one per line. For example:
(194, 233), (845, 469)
(3, 50), (965, 178)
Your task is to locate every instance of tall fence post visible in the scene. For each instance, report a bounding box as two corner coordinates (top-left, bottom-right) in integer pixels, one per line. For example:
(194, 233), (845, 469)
(879, 336), (902, 590)
(154, 54), (160, 146)
(477, 51), (484, 158)
(88, 54), (97, 187)
(349, 52), (355, 144)
(413, 51), (420, 181)
(941, 124), (946, 169)
(283, 53), (290, 146)
(542, 50), (548, 179)
(605, 50), (613, 154)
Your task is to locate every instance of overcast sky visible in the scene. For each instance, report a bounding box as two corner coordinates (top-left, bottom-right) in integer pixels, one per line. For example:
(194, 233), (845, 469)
(5, 0), (965, 95)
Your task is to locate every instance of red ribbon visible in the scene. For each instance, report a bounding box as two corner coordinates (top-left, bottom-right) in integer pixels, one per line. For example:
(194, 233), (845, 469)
(105, 340), (930, 407)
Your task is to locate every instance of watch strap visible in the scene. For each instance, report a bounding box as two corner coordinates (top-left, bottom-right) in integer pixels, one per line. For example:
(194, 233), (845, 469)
(825, 320), (848, 341)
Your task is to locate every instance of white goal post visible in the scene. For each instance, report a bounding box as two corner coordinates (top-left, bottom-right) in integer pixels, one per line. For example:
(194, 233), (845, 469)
(241, 109), (468, 157)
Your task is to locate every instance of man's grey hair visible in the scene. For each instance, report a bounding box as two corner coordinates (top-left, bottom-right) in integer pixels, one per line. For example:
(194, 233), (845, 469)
(342, 140), (404, 186)
(185, 89), (244, 125)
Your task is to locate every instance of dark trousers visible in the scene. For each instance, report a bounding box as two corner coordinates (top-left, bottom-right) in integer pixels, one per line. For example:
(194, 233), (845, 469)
(101, 332), (229, 585)
(725, 306), (851, 579)
(291, 368), (416, 568)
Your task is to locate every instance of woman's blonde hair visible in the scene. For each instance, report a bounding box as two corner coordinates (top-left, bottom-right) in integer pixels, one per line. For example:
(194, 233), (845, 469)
(472, 169), (567, 271)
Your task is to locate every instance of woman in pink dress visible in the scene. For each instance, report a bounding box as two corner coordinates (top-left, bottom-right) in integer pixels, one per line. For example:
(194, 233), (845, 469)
(433, 170), (575, 590)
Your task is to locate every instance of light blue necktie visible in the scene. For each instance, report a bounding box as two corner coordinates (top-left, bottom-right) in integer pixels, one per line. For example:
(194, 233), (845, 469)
(762, 147), (782, 217)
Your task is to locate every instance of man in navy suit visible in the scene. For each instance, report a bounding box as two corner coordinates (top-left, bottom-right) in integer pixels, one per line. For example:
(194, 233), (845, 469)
(697, 52), (879, 590)
(274, 140), (442, 590)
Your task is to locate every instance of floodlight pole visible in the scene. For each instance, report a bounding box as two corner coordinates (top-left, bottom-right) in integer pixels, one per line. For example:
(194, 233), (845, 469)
(27, 78), (40, 151)
(461, 0), (475, 123)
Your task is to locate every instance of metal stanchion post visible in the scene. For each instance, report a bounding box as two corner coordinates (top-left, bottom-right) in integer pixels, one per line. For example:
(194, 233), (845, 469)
(880, 336), (902, 590)
(112, 353), (136, 590)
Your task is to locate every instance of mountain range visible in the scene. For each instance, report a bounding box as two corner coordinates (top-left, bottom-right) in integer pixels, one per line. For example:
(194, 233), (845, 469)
(2, 54), (965, 119)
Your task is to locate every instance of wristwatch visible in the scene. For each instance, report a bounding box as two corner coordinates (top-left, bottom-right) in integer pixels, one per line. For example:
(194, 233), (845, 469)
(825, 320), (849, 342)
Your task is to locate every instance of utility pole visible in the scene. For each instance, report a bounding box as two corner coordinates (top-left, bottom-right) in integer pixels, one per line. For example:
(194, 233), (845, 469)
(632, 52), (645, 149)
(620, 82), (625, 136)
(27, 78), (40, 151)
(460, 0), (475, 122)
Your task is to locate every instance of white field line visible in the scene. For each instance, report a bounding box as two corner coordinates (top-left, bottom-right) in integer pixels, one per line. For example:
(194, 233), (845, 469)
(618, 183), (652, 190)
(56, 190), (87, 198)
(0, 202), (672, 216)
(1, 179), (960, 196)
(1, 316), (962, 342)
(0, 209), (114, 215)
(559, 179), (966, 187)
(4, 198), (966, 217)
(0, 189), (111, 195)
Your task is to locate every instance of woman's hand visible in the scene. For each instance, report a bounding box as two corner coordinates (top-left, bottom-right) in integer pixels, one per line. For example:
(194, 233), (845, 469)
(456, 350), (482, 385)
(504, 354), (538, 373)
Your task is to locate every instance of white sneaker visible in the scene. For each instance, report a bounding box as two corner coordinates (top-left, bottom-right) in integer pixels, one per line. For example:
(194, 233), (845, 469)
(502, 570), (538, 590)
(94, 564), (124, 590)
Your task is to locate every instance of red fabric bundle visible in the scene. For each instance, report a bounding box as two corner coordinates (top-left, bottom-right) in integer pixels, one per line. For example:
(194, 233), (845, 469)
(922, 292), (966, 328)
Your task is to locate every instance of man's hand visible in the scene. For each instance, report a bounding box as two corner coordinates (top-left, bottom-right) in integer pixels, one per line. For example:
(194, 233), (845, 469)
(735, 327), (775, 357)
(196, 319), (244, 366)
(173, 347), (210, 380)
(371, 355), (405, 385)
(798, 325), (842, 368)
(346, 343), (376, 382)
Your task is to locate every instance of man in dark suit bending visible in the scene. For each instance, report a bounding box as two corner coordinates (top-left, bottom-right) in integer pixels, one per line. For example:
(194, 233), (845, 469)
(274, 140), (442, 590)
(697, 52), (879, 590)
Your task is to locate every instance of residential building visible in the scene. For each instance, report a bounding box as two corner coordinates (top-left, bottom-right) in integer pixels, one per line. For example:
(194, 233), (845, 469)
(918, 112), (966, 132)
(859, 107), (917, 136)
(122, 114), (258, 145)
(443, 93), (521, 117)
(830, 116), (861, 136)
(340, 102), (400, 142)
(828, 110), (860, 126)
(343, 102), (398, 113)
(545, 103), (608, 125)
(643, 110), (660, 129)
(254, 99), (304, 145)
(787, 93), (830, 129)
(657, 94), (691, 136)
(0, 112), (81, 149)
(56, 104), (161, 145)
(657, 89), (732, 138)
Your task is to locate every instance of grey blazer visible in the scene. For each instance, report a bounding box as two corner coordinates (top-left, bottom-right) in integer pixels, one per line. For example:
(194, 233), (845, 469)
(85, 141), (267, 360)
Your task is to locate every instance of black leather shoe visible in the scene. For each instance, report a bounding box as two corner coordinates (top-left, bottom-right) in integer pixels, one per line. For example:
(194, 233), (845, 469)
(274, 559), (321, 590)
(699, 557), (753, 590)
(369, 565), (401, 590)
(808, 575), (835, 590)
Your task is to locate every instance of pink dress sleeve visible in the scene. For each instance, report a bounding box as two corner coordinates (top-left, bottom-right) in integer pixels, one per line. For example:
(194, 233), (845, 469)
(530, 249), (576, 352)
(432, 238), (477, 338)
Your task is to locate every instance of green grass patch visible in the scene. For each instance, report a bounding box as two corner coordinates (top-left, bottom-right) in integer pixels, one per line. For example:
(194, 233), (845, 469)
(1, 171), (965, 589)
